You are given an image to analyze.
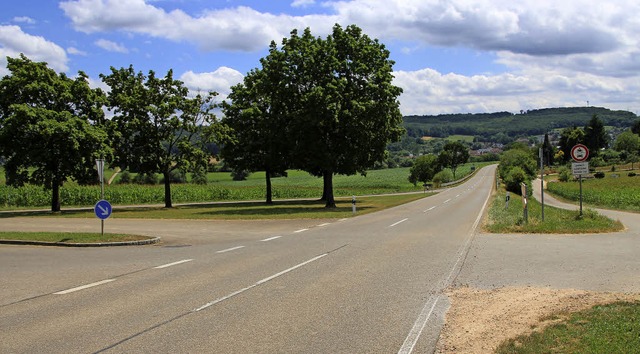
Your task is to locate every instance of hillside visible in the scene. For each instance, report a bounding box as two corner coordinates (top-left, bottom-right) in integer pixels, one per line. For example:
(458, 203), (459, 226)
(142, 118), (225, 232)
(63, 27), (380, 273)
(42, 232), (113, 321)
(404, 107), (638, 141)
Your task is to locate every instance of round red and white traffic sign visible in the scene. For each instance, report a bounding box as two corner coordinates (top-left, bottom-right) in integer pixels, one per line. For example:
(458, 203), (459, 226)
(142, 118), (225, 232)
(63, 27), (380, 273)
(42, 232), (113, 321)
(571, 144), (589, 162)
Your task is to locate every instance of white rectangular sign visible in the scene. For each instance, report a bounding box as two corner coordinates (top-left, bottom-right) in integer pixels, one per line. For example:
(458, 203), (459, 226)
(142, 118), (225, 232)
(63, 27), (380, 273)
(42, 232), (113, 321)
(572, 162), (589, 175)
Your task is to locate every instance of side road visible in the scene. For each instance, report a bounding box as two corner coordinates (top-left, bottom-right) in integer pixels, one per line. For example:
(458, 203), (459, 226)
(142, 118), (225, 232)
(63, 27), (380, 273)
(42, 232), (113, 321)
(533, 178), (640, 233)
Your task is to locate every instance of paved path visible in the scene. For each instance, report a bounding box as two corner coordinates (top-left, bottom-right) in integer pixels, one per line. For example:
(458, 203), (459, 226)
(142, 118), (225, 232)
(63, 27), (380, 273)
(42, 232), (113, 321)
(454, 178), (640, 293)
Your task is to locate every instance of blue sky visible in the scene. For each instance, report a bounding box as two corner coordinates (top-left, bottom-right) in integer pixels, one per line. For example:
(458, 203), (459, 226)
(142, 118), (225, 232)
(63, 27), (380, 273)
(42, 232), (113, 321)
(2, 0), (639, 116)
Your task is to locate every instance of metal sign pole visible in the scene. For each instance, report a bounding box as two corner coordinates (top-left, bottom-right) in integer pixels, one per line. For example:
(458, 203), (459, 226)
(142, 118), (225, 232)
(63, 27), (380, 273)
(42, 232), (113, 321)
(539, 147), (544, 222)
(579, 174), (583, 217)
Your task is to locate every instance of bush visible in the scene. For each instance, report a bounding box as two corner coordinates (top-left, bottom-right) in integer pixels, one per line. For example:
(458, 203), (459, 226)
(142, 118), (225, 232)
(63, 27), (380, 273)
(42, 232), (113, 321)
(557, 166), (571, 182)
(231, 169), (250, 181)
(594, 171), (605, 179)
(628, 172), (637, 177)
(133, 173), (159, 185)
(118, 171), (132, 184)
(503, 166), (531, 196)
(160, 170), (187, 184)
(432, 169), (453, 187)
(191, 169), (208, 185)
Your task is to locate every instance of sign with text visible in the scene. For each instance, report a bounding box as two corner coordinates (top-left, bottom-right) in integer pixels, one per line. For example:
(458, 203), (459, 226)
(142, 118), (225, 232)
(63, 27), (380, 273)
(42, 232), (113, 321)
(572, 162), (589, 175)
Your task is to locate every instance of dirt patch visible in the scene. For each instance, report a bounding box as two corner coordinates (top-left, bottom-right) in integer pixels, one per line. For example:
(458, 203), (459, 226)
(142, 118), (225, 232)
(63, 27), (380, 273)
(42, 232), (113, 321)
(436, 286), (639, 353)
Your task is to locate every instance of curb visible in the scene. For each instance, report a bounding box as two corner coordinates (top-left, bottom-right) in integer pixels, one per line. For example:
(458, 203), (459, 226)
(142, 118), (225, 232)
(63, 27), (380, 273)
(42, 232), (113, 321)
(0, 237), (161, 247)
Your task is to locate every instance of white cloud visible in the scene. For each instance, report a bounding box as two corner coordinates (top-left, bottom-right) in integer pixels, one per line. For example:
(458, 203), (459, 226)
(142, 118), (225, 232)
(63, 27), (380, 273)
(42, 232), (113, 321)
(13, 16), (36, 24)
(292, 0), (315, 8)
(394, 67), (639, 115)
(179, 67), (244, 101)
(0, 25), (68, 75)
(60, 0), (336, 51)
(94, 38), (128, 53)
(57, 0), (640, 114)
(67, 46), (87, 56)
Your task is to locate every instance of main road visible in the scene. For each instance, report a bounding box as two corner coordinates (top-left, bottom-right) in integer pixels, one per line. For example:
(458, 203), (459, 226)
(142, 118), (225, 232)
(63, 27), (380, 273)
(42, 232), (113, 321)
(0, 165), (496, 353)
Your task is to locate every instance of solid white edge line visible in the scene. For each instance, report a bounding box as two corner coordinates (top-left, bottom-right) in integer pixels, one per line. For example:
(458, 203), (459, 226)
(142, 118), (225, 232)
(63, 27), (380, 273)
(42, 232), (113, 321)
(54, 279), (116, 295)
(154, 259), (193, 269)
(194, 253), (328, 312)
(260, 236), (282, 242)
(389, 218), (409, 228)
(294, 228), (309, 233)
(216, 246), (245, 254)
(398, 172), (493, 354)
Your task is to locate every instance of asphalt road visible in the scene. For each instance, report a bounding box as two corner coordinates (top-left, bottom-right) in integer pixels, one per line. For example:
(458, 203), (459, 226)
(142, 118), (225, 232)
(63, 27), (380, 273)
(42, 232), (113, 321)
(0, 166), (496, 353)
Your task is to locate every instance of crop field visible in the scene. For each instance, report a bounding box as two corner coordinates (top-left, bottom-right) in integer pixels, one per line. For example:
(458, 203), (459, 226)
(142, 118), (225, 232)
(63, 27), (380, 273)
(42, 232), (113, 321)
(547, 173), (640, 212)
(0, 163), (490, 209)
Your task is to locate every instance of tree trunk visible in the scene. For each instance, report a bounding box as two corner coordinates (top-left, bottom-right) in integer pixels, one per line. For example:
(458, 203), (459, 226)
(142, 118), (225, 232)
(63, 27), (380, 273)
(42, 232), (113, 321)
(163, 171), (173, 208)
(323, 170), (336, 208)
(51, 178), (61, 212)
(265, 168), (273, 204)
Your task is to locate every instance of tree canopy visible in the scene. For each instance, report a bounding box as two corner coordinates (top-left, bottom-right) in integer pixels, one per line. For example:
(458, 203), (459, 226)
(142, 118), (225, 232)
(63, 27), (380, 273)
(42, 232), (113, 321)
(583, 114), (609, 156)
(221, 46), (291, 204)
(101, 66), (221, 208)
(0, 54), (109, 211)
(408, 154), (440, 186)
(223, 24), (404, 208)
(437, 141), (469, 179)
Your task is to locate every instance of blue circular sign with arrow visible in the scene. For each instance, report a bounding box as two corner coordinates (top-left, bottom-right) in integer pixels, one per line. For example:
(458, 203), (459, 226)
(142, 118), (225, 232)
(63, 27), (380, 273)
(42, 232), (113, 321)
(94, 200), (112, 220)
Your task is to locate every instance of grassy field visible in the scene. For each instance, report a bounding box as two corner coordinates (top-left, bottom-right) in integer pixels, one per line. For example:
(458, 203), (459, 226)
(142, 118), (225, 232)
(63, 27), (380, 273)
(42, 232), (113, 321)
(547, 172), (640, 212)
(446, 134), (475, 143)
(0, 163), (490, 209)
(485, 186), (623, 233)
(496, 301), (640, 353)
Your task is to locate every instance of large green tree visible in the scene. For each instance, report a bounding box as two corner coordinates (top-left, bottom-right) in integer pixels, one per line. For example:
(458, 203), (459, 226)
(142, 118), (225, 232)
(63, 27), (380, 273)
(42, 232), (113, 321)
(0, 54), (109, 212)
(438, 141), (469, 179)
(101, 66), (220, 208)
(614, 130), (640, 169)
(558, 126), (585, 162)
(281, 25), (404, 208)
(221, 46), (291, 204)
(583, 114), (609, 157)
(408, 154), (440, 186)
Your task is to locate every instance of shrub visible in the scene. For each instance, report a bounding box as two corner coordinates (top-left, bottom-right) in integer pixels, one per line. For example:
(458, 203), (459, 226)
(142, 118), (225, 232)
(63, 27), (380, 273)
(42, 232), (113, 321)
(118, 171), (132, 184)
(191, 169), (208, 185)
(133, 173), (159, 185)
(557, 166), (571, 182)
(503, 166), (531, 196)
(594, 171), (605, 179)
(628, 172), (637, 177)
(432, 169), (453, 187)
(160, 170), (187, 184)
(231, 169), (250, 181)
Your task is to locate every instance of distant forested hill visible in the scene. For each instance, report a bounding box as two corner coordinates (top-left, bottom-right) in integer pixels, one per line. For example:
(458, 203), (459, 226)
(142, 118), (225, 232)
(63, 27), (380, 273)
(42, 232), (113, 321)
(404, 107), (637, 141)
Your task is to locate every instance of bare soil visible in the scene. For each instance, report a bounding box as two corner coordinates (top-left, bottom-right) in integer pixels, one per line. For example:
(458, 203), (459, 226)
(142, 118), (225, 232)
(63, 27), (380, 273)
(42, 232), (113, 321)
(436, 286), (639, 353)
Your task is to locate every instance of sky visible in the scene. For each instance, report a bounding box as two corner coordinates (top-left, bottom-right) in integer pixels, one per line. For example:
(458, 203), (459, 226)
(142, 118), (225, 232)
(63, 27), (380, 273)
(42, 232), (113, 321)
(1, 0), (639, 116)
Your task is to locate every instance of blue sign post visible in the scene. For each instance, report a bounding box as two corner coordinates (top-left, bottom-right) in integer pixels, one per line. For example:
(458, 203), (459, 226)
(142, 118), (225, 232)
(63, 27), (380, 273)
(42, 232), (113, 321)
(94, 200), (112, 220)
(94, 200), (112, 237)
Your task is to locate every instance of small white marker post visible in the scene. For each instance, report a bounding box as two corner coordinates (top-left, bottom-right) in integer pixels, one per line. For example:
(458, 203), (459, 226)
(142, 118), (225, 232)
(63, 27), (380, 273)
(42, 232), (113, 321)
(352, 196), (356, 214)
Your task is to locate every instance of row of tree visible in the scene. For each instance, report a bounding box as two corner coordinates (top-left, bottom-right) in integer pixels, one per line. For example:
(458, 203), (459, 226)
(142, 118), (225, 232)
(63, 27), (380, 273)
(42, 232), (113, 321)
(0, 24), (405, 211)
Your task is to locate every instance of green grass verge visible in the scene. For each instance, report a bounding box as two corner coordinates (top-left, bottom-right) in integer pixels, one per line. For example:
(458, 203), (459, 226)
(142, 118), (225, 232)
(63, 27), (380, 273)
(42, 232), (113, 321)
(496, 301), (640, 353)
(547, 173), (640, 212)
(0, 232), (151, 243)
(485, 187), (624, 233)
(0, 193), (432, 220)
